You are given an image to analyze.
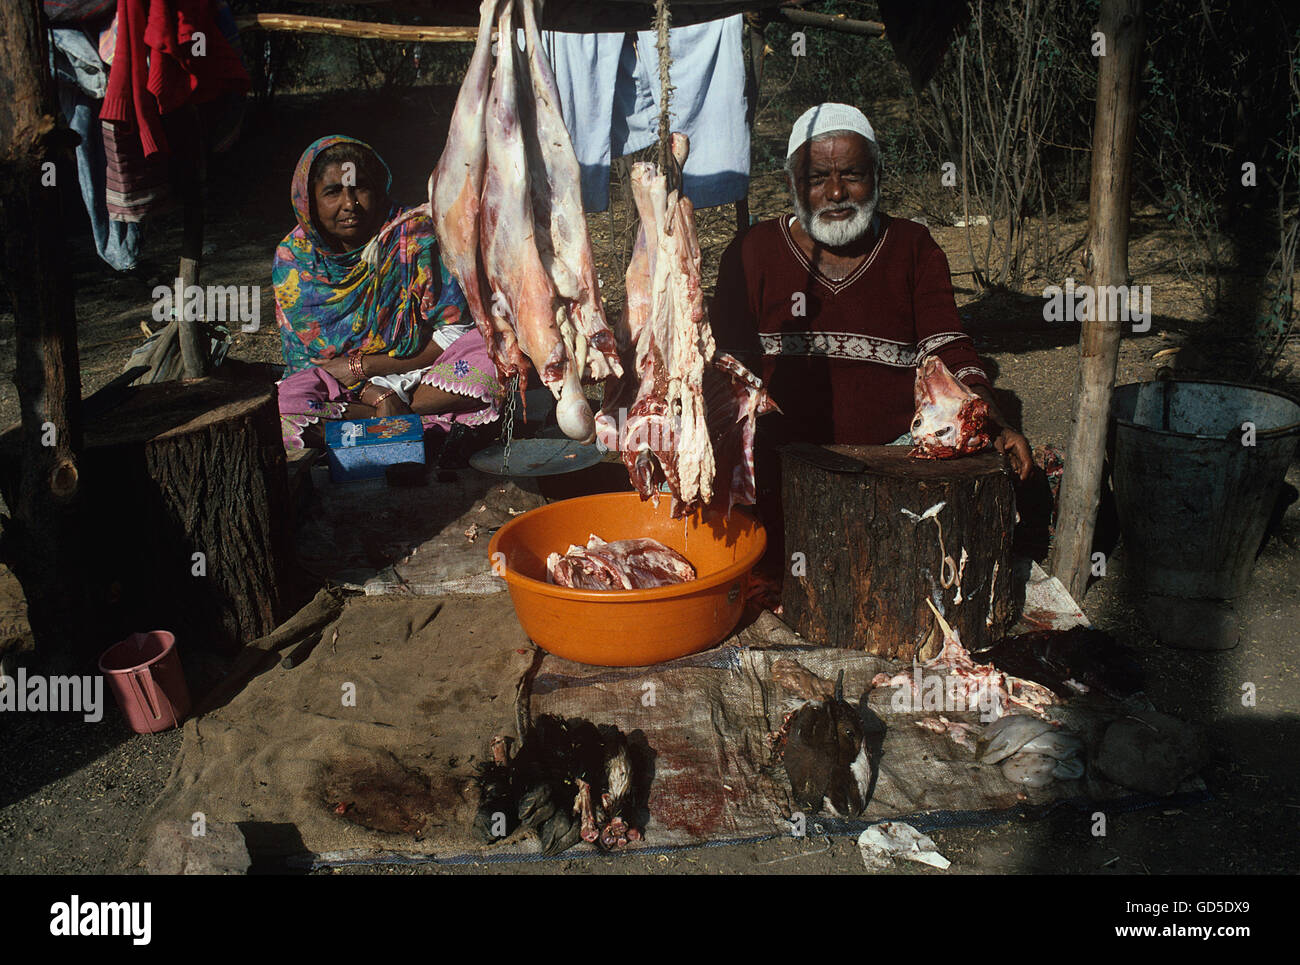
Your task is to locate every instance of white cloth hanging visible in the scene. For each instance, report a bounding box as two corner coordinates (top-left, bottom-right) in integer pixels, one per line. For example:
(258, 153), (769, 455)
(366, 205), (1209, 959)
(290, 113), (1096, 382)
(541, 14), (750, 212)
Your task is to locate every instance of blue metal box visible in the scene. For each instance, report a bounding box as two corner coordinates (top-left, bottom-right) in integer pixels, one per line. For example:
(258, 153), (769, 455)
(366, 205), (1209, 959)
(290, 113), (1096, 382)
(324, 414), (425, 482)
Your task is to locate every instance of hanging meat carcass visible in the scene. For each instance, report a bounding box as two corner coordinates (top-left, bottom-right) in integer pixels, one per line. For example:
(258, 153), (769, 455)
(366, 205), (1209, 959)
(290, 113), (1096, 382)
(480, 0), (592, 439)
(431, 0), (772, 503)
(595, 135), (777, 517)
(430, 0), (621, 442)
(516, 0), (620, 383)
(429, 0), (524, 380)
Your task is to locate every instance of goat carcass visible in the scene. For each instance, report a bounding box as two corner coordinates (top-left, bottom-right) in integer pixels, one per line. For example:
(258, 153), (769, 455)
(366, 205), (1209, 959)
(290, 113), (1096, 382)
(431, 0), (621, 443)
(479, 0), (593, 439)
(517, 0), (621, 383)
(908, 356), (992, 459)
(429, 0), (524, 380)
(596, 134), (776, 516)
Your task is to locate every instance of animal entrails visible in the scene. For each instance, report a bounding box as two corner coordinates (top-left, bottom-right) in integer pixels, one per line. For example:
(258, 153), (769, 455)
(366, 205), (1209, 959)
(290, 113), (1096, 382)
(472, 714), (643, 855)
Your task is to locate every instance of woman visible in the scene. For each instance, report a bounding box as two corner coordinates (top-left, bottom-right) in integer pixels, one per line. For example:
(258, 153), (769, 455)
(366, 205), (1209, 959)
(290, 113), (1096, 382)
(274, 135), (503, 450)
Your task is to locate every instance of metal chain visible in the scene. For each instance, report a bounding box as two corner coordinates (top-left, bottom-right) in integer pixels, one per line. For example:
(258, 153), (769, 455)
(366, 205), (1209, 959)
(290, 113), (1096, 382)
(501, 373), (519, 474)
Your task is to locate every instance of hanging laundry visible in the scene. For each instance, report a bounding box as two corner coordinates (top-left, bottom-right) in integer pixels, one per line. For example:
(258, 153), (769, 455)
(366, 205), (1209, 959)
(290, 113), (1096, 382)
(44, 0), (117, 24)
(540, 14), (750, 212)
(100, 0), (250, 158)
(50, 27), (147, 270)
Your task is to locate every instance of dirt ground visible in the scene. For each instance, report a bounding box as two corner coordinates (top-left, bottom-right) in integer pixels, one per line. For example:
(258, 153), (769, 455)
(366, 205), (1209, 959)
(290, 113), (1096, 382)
(1, 88), (1297, 876)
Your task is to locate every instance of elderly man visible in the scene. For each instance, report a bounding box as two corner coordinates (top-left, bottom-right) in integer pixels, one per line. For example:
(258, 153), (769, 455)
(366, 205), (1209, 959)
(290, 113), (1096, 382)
(711, 103), (1032, 479)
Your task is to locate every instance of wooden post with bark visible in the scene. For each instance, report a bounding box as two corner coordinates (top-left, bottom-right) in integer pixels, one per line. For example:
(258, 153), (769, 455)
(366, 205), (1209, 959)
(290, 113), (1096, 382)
(738, 11), (770, 235)
(1049, 0), (1146, 601)
(0, 379), (295, 656)
(0, 0), (91, 654)
(177, 162), (207, 379)
(779, 446), (1016, 660)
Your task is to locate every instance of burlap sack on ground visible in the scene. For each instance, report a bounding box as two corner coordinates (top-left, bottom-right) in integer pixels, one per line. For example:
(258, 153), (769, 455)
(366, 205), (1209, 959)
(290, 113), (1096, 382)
(130, 594), (534, 866)
(528, 613), (1040, 849)
(296, 472), (546, 594)
(133, 577), (1201, 866)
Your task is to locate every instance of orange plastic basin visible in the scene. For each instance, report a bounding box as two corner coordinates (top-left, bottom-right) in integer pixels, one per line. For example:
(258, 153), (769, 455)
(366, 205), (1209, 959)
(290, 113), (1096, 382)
(488, 492), (766, 667)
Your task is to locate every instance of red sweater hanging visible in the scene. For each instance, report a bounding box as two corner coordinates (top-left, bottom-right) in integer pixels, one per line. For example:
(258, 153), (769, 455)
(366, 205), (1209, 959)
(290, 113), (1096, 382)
(101, 0), (249, 157)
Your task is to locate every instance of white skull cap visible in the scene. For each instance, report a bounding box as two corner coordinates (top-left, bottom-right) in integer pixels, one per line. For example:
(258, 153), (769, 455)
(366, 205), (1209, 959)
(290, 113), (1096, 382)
(787, 103), (877, 158)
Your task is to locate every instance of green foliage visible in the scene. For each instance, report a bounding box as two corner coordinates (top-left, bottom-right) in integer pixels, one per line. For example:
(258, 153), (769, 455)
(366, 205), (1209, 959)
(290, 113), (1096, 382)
(756, 0), (915, 169)
(1135, 2), (1298, 320)
(229, 0), (470, 93)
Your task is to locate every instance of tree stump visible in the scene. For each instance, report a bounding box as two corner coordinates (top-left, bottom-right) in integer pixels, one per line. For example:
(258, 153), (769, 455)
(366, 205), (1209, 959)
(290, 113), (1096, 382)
(2, 378), (293, 656)
(779, 444), (1015, 661)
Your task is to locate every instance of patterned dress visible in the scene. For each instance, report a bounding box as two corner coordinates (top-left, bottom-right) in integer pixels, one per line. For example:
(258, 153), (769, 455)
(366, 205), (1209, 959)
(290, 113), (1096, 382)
(273, 135), (503, 449)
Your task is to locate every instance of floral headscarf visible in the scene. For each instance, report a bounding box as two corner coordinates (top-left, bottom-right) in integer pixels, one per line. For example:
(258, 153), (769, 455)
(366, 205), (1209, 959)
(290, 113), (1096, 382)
(273, 135), (466, 375)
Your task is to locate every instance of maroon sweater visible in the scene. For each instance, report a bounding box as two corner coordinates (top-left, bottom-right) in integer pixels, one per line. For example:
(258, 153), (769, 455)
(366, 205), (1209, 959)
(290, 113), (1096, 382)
(710, 213), (990, 445)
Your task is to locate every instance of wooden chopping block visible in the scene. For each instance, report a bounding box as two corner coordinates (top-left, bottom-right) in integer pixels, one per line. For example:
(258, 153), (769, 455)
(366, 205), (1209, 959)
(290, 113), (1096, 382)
(0, 377), (294, 656)
(779, 444), (1016, 661)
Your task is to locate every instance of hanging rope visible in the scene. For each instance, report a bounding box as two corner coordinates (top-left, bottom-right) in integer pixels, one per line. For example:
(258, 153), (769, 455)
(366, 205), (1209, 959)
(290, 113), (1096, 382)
(654, 0), (674, 183)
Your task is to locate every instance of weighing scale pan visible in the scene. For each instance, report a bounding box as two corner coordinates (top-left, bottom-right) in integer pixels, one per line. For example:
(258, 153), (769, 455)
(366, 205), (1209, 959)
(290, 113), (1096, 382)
(469, 438), (603, 477)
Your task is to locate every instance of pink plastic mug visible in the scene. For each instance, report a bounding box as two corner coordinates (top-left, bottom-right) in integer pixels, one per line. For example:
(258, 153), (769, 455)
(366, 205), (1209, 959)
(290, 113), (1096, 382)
(98, 631), (191, 733)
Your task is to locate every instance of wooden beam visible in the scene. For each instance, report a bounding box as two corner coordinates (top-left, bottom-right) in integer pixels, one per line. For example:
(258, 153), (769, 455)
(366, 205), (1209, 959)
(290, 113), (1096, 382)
(234, 13), (480, 43)
(776, 7), (884, 37)
(237, 8), (885, 43)
(1049, 0), (1146, 600)
(0, 0), (90, 651)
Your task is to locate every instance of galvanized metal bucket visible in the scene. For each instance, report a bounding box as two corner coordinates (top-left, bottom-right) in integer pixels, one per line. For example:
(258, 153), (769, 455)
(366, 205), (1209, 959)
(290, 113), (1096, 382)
(1109, 380), (1300, 600)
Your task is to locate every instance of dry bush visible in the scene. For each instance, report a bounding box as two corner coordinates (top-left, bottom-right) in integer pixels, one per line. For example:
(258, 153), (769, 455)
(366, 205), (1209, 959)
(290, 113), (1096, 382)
(922, 0), (1096, 291)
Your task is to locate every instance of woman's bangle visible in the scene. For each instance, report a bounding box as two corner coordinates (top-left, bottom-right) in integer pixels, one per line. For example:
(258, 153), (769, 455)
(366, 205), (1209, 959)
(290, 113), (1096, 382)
(349, 354), (365, 384)
(370, 388), (398, 410)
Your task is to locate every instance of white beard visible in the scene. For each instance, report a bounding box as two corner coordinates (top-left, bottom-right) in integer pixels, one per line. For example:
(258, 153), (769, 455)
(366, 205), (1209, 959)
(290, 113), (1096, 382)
(793, 189), (879, 248)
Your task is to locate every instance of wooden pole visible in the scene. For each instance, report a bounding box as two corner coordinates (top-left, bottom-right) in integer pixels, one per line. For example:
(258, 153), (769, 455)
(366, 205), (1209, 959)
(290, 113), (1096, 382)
(236, 9), (882, 43)
(1049, 0), (1146, 600)
(655, 0), (673, 178)
(738, 11), (770, 234)
(234, 13), (480, 43)
(0, 0), (90, 652)
(173, 105), (208, 379)
(776, 8), (884, 37)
